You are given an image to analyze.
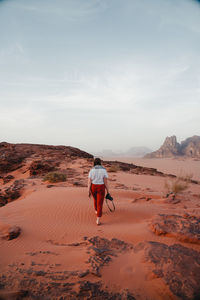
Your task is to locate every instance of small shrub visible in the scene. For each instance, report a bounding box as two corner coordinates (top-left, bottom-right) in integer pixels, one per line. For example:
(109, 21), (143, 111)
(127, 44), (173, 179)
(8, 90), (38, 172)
(164, 177), (189, 198)
(43, 172), (67, 183)
(178, 172), (193, 183)
(108, 165), (120, 172)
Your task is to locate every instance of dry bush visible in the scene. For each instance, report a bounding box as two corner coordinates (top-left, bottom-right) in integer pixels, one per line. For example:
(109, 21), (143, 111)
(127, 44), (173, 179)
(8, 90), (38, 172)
(43, 172), (67, 183)
(108, 165), (120, 172)
(164, 177), (189, 198)
(178, 172), (193, 183)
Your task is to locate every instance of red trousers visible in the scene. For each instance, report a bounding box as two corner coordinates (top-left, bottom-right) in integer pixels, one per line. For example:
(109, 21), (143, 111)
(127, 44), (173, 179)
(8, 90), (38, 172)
(91, 184), (105, 217)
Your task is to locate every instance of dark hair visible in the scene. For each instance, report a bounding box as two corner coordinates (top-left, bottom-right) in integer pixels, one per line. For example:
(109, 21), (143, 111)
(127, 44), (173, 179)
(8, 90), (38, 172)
(94, 158), (101, 166)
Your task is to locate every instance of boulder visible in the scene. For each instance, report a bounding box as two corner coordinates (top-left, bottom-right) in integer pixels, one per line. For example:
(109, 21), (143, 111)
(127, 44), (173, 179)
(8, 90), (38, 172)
(3, 226), (21, 240)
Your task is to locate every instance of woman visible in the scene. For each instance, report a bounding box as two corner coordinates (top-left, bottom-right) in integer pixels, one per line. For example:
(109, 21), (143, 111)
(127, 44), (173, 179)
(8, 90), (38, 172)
(88, 158), (110, 225)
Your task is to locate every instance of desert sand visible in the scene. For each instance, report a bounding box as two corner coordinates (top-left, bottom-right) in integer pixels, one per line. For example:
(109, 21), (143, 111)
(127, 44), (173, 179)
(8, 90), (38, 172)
(0, 148), (200, 299)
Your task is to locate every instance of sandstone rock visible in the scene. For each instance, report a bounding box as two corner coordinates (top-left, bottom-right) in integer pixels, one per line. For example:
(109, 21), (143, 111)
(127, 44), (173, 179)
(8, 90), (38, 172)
(5, 179), (25, 202)
(0, 180), (24, 206)
(143, 241), (200, 300)
(0, 194), (8, 207)
(87, 236), (133, 277)
(5, 226), (21, 240)
(151, 214), (200, 244)
(3, 175), (14, 184)
(180, 135), (200, 157)
(78, 270), (89, 278)
(145, 135), (200, 159)
(0, 151), (25, 174)
(77, 281), (136, 299)
(29, 160), (57, 176)
(145, 135), (180, 158)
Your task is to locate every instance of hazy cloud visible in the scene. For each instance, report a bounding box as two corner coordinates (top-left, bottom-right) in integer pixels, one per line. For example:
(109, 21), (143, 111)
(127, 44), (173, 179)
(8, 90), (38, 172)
(0, 0), (200, 152)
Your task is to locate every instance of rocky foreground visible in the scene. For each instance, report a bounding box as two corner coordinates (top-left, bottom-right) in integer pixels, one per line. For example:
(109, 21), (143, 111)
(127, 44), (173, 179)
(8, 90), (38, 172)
(1, 141), (194, 208)
(0, 142), (200, 299)
(0, 235), (200, 299)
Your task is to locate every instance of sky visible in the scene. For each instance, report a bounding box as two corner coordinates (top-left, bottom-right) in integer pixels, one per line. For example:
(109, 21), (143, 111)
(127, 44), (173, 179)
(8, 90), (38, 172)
(0, 0), (200, 154)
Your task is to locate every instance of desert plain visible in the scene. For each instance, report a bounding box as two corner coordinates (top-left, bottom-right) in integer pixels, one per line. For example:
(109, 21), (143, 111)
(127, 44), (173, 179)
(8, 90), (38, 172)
(0, 143), (200, 300)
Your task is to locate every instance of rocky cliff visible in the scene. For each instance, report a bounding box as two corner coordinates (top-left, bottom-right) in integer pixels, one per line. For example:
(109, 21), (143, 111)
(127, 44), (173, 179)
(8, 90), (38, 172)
(180, 136), (200, 157)
(145, 135), (200, 158)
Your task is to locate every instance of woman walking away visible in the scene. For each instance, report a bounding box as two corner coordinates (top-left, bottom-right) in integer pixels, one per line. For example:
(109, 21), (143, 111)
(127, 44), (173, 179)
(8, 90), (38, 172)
(88, 158), (110, 225)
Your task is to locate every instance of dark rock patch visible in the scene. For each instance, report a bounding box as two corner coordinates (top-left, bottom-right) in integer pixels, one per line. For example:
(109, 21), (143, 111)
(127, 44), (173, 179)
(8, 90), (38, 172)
(151, 214), (200, 244)
(76, 281), (136, 299)
(0, 179), (24, 206)
(86, 236), (133, 277)
(29, 160), (58, 176)
(2, 225), (21, 240)
(142, 241), (200, 300)
(2, 175), (14, 184)
(0, 143), (27, 174)
(46, 184), (55, 188)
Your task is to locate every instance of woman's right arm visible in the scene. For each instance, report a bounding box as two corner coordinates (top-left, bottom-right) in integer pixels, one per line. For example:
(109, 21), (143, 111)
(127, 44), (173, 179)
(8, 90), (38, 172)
(104, 177), (110, 194)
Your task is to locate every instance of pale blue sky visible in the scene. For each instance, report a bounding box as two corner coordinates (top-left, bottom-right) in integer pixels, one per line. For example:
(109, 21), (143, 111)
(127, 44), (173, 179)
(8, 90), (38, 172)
(0, 0), (200, 153)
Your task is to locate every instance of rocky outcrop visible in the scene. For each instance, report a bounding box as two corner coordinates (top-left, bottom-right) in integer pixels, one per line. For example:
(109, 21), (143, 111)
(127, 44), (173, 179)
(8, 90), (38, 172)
(142, 241), (200, 300)
(180, 135), (200, 157)
(0, 142), (93, 175)
(150, 214), (200, 244)
(75, 281), (136, 299)
(0, 143), (27, 174)
(145, 135), (180, 158)
(87, 236), (133, 277)
(145, 135), (200, 158)
(29, 160), (57, 176)
(2, 175), (14, 184)
(0, 179), (24, 207)
(0, 236), (136, 300)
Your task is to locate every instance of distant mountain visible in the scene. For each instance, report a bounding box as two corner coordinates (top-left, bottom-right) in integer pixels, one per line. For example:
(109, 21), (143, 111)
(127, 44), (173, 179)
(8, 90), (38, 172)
(180, 136), (200, 157)
(125, 146), (152, 157)
(145, 135), (200, 158)
(94, 146), (152, 157)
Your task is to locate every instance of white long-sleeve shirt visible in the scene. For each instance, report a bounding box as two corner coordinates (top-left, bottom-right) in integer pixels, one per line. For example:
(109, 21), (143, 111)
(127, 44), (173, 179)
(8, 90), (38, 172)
(88, 165), (108, 184)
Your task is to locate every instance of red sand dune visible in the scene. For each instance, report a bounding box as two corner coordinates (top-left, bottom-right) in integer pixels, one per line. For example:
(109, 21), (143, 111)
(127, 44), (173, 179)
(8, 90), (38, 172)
(0, 151), (200, 299)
